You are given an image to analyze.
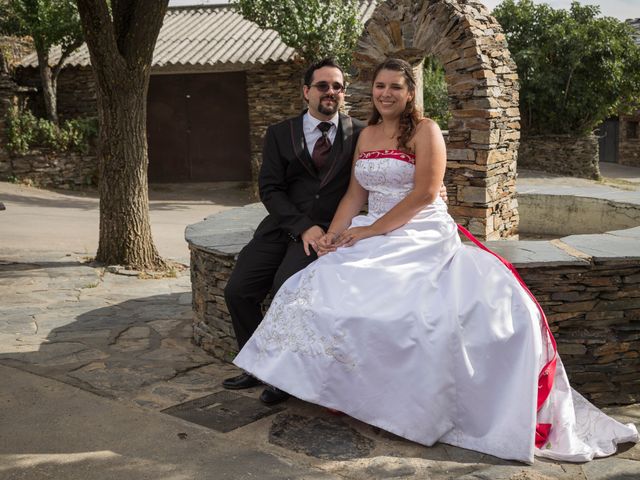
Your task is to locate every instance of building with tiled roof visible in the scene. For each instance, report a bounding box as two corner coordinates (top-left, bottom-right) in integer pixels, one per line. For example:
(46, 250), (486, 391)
(613, 19), (640, 167)
(15, 2), (378, 183)
(627, 18), (640, 46)
(21, 2), (378, 71)
(19, 5), (297, 71)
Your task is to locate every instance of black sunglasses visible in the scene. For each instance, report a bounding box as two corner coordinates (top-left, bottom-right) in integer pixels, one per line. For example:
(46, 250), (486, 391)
(309, 81), (345, 93)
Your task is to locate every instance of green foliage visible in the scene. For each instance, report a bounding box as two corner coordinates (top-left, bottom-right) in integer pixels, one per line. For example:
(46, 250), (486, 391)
(493, 0), (640, 135)
(0, 0), (82, 53)
(233, 0), (361, 66)
(423, 57), (451, 130)
(6, 107), (37, 154)
(5, 108), (97, 155)
(0, 0), (84, 123)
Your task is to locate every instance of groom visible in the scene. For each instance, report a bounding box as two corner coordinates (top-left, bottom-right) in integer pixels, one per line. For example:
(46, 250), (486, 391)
(222, 58), (364, 405)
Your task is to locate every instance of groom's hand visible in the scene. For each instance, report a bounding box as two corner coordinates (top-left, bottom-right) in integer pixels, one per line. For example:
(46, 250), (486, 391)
(301, 225), (325, 256)
(439, 183), (448, 203)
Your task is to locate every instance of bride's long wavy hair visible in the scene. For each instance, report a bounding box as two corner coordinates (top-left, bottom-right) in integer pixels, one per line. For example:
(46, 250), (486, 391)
(368, 58), (422, 152)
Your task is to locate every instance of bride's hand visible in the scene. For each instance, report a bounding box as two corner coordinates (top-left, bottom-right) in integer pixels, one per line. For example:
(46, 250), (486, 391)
(317, 231), (339, 256)
(334, 226), (375, 248)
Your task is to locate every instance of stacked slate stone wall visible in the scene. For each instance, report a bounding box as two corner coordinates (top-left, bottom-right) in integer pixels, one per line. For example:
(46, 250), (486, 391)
(519, 262), (640, 406)
(349, 0), (520, 240)
(56, 67), (97, 120)
(189, 238), (640, 406)
(5, 149), (97, 188)
(619, 112), (640, 167)
(246, 62), (305, 195)
(14, 66), (97, 121)
(191, 246), (238, 360)
(519, 134), (600, 179)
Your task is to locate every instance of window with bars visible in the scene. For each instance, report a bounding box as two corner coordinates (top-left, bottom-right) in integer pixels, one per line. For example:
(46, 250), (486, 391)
(627, 120), (639, 140)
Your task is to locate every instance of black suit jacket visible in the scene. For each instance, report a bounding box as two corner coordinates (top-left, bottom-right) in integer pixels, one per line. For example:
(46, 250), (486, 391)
(256, 112), (366, 241)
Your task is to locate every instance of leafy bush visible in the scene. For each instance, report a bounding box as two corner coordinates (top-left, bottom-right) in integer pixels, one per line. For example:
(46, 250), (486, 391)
(423, 57), (451, 130)
(233, 0), (361, 66)
(5, 107), (37, 154)
(5, 108), (97, 155)
(493, 0), (640, 136)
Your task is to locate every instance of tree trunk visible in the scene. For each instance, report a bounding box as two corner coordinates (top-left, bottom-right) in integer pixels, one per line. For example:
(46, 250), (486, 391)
(94, 72), (164, 269)
(36, 47), (58, 124)
(76, 0), (168, 270)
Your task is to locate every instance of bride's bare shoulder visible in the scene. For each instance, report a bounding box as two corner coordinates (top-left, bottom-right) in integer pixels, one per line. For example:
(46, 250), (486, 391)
(356, 124), (382, 151)
(416, 117), (441, 134)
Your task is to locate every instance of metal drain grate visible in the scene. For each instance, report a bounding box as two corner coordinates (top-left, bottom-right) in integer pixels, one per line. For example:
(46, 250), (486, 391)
(162, 390), (285, 432)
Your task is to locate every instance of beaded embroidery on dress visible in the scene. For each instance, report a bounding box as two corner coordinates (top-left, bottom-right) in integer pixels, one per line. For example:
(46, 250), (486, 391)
(235, 150), (638, 463)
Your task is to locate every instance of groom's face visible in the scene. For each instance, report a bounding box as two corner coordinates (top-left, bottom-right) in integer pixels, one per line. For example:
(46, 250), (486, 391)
(303, 66), (345, 121)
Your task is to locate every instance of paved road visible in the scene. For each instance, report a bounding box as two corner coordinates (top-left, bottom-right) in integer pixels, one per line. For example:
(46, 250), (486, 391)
(0, 181), (252, 264)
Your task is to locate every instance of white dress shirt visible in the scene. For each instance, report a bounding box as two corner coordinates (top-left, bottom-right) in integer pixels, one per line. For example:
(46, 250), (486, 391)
(303, 112), (339, 156)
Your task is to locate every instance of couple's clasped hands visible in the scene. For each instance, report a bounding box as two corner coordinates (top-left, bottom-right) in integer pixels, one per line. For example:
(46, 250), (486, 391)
(301, 225), (374, 257)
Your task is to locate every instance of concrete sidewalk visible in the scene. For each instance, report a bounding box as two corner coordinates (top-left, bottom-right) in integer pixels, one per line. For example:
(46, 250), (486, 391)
(0, 364), (340, 480)
(1, 171), (640, 479)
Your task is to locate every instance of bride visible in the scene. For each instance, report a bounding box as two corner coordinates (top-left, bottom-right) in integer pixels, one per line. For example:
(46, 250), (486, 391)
(234, 58), (638, 463)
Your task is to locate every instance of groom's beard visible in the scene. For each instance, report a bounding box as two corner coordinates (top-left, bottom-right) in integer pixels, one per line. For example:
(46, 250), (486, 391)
(318, 94), (339, 116)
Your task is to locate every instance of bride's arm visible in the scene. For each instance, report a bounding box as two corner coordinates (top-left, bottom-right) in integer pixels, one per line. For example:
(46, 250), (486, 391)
(335, 119), (446, 247)
(317, 141), (368, 253)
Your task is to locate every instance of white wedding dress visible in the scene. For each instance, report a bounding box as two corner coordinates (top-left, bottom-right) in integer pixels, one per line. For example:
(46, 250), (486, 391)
(234, 149), (638, 463)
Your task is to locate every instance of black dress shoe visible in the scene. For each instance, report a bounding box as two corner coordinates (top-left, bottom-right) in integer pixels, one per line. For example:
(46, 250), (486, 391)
(222, 372), (261, 390)
(260, 386), (290, 406)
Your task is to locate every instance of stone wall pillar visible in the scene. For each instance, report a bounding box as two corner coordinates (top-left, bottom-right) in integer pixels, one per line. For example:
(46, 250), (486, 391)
(246, 61), (306, 195)
(350, 0), (520, 239)
(14, 65), (98, 121)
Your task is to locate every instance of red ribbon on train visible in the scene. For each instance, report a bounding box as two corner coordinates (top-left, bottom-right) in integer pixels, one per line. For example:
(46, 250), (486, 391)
(456, 224), (558, 449)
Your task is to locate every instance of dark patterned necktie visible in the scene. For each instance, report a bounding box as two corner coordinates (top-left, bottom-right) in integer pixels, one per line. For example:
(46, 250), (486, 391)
(312, 122), (333, 171)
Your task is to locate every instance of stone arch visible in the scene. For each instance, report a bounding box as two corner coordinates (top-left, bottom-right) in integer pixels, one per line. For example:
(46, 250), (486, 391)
(349, 0), (520, 239)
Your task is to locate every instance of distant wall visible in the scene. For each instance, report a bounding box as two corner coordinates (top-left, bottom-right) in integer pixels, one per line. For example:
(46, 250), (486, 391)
(3, 149), (97, 188)
(619, 112), (640, 167)
(519, 134), (600, 179)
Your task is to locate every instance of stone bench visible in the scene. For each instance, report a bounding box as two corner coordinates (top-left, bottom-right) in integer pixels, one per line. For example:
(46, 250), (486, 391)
(186, 199), (640, 407)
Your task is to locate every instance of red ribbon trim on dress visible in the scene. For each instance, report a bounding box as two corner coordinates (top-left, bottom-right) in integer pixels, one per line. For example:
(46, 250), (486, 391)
(456, 224), (558, 449)
(358, 149), (416, 165)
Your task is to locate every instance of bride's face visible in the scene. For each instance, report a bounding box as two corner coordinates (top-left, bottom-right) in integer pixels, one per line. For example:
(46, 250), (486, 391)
(372, 69), (413, 118)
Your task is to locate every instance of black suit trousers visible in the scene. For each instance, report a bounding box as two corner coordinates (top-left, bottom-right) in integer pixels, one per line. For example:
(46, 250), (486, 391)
(224, 236), (317, 349)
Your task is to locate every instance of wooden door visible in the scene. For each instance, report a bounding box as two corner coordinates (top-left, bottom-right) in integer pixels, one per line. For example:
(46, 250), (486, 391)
(598, 118), (619, 164)
(147, 72), (252, 182)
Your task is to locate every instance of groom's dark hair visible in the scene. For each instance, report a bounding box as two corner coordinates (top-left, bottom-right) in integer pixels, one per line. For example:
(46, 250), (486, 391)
(303, 58), (345, 86)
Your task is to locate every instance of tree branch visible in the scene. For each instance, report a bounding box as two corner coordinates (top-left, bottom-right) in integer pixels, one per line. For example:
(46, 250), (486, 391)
(76, 0), (125, 75)
(52, 36), (84, 81)
(117, 0), (168, 67)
